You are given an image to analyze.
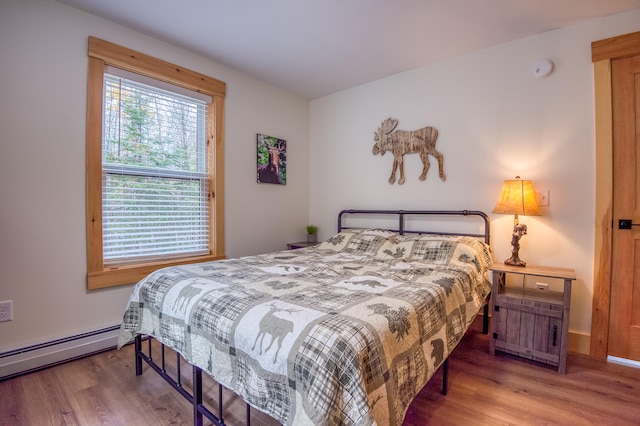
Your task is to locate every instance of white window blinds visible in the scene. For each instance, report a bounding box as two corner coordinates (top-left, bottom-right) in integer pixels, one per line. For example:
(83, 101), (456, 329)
(102, 70), (210, 262)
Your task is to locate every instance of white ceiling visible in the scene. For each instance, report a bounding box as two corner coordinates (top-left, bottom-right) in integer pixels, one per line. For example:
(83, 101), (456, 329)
(57, 0), (640, 99)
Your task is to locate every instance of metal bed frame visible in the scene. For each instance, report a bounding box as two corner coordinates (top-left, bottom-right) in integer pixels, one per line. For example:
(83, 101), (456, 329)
(133, 209), (491, 426)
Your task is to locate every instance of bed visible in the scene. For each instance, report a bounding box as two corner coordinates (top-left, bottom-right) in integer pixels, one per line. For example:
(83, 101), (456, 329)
(117, 209), (493, 425)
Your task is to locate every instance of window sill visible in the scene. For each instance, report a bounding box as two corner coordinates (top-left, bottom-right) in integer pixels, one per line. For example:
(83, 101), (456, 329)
(87, 253), (225, 289)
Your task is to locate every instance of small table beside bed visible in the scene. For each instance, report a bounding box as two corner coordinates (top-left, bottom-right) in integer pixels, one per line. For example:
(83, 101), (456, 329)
(117, 209), (494, 426)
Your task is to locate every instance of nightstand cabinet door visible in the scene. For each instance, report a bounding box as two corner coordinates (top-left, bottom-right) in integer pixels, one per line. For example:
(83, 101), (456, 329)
(493, 293), (564, 366)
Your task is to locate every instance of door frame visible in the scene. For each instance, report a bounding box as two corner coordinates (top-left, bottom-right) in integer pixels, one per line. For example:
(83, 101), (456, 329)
(591, 31), (640, 358)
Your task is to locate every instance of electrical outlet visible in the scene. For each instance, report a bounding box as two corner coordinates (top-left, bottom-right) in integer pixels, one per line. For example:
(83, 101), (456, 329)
(0, 300), (13, 322)
(535, 282), (549, 291)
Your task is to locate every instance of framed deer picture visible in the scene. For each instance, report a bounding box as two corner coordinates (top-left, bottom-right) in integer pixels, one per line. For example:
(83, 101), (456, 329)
(257, 134), (287, 185)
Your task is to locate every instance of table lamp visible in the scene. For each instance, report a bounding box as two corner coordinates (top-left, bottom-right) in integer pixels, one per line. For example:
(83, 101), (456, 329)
(492, 176), (540, 267)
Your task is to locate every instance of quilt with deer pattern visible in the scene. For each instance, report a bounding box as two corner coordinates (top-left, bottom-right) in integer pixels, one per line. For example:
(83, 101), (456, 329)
(118, 229), (493, 425)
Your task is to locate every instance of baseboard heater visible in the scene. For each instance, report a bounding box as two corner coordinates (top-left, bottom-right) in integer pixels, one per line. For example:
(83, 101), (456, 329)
(0, 325), (120, 381)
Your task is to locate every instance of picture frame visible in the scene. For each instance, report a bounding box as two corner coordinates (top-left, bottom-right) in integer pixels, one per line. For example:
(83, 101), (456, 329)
(257, 133), (287, 185)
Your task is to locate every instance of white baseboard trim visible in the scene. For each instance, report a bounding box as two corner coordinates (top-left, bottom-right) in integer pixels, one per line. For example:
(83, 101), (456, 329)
(607, 355), (640, 369)
(0, 326), (120, 381)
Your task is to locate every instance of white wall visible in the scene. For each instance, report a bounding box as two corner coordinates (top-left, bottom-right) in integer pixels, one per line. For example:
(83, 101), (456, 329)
(309, 9), (640, 338)
(0, 0), (309, 352)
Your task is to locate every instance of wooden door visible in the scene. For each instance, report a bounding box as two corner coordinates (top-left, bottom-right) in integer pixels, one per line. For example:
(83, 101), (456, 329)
(609, 54), (640, 361)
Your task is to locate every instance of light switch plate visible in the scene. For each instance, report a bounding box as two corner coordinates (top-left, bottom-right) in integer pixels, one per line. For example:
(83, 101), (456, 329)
(536, 189), (550, 207)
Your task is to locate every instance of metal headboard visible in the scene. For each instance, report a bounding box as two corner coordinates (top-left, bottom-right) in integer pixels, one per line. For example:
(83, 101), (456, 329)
(337, 209), (490, 244)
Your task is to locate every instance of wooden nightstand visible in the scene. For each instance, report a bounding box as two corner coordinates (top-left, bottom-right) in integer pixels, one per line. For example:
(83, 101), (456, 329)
(489, 263), (576, 373)
(286, 241), (317, 250)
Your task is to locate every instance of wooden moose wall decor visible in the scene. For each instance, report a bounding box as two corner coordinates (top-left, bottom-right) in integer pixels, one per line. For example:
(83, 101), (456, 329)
(372, 118), (446, 185)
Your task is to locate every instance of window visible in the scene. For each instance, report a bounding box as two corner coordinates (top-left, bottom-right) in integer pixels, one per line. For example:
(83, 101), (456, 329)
(102, 70), (210, 261)
(86, 37), (226, 289)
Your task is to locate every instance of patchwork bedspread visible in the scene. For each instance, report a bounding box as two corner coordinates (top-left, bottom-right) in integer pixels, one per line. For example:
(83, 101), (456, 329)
(118, 229), (493, 425)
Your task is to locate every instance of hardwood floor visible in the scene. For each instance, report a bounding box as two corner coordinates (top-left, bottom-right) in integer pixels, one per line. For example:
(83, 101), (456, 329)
(2, 317), (639, 425)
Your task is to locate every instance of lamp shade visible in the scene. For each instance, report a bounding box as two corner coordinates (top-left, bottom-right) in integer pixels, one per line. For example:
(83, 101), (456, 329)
(492, 177), (540, 216)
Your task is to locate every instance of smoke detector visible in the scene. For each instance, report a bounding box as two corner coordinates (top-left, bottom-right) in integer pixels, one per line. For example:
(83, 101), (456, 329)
(533, 59), (554, 78)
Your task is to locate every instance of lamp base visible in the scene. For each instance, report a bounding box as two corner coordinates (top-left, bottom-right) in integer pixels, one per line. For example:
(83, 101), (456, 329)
(504, 222), (528, 267)
(504, 256), (526, 267)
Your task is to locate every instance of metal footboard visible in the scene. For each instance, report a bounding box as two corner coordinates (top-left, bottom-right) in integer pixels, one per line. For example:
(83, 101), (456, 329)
(133, 333), (457, 425)
(134, 335), (252, 426)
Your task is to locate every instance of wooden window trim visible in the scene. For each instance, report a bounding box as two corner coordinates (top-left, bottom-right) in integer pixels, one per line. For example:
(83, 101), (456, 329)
(86, 37), (226, 289)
